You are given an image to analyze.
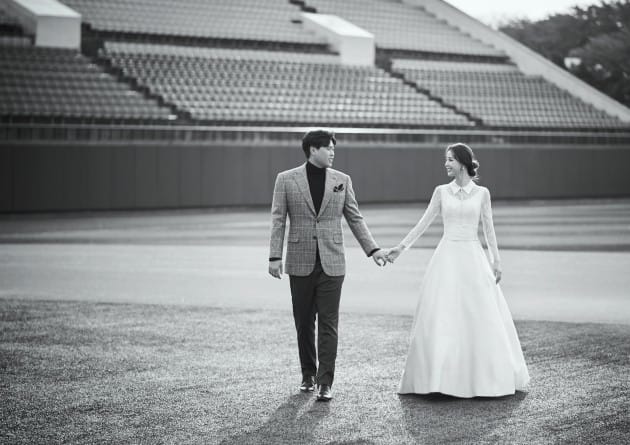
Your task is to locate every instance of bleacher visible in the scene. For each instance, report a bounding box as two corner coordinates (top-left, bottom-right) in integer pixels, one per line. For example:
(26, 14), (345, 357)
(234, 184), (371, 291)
(0, 5), (19, 26)
(392, 59), (628, 129)
(0, 45), (174, 122)
(102, 41), (472, 127)
(61, 0), (325, 46)
(303, 0), (504, 57)
(0, 4), (31, 47)
(0, 0), (624, 130)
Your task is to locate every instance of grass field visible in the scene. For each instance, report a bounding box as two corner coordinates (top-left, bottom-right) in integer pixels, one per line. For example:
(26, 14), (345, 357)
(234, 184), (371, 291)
(1, 200), (630, 444)
(1, 299), (629, 444)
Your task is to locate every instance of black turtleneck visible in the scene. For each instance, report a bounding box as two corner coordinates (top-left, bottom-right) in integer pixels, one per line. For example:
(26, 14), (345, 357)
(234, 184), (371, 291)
(306, 161), (326, 264)
(306, 160), (326, 214)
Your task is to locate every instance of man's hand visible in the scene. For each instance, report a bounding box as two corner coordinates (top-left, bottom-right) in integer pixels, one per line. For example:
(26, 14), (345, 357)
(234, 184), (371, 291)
(372, 250), (388, 267)
(269, 260), (283, 279)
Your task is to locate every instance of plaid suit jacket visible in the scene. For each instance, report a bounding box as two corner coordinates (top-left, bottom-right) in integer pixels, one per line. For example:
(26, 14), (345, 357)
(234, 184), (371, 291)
(269, 163), (378, 276)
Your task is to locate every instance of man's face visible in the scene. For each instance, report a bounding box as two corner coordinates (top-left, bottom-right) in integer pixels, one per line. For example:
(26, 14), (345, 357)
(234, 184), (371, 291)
(310, 140), (335, 168)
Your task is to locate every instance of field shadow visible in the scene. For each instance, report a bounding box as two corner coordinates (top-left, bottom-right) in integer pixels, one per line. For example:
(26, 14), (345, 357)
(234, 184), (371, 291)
(399, 391), (528, 443)
(220, 392), (331, 445)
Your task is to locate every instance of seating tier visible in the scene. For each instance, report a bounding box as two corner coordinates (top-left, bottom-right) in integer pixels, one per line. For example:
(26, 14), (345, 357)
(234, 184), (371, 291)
(304, 0), (504, 56)
(61, 0), (325, 46)
(392, 59), (628, 129)
(0, 46), (173, 121)
(102, 42), (473, 127)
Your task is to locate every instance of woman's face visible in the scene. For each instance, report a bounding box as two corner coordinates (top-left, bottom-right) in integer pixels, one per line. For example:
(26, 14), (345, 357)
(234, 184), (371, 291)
(444, 150), (462, 177)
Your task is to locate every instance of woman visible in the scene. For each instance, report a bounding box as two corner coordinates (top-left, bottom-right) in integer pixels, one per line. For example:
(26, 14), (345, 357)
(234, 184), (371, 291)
(386, 143), (530, 398)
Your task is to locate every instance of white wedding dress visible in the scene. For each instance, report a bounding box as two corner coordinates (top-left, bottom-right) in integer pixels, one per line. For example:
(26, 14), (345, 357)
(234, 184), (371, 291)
(397, 180), (530, 398)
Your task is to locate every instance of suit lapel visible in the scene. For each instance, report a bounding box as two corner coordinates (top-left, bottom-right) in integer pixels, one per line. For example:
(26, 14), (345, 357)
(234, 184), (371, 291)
(318, 170), (335, 217)
(293, 164), (316, 216)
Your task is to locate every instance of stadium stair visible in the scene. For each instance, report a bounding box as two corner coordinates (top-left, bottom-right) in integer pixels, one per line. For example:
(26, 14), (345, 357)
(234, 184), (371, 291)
(375, 55), (481, 127)
(80, 28), (187, 124)
(288, 0), (317, 14)
(0, 4), (32, 47)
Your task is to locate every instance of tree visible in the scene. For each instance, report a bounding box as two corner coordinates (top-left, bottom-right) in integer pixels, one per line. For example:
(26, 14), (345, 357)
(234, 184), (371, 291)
(569, 29), (630, 106)
(499, 1), (630, 107)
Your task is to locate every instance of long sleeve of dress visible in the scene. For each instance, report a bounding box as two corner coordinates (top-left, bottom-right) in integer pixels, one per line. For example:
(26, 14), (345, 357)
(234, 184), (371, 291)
(400, 186), (441, 250)
(481, 187), (501, 264)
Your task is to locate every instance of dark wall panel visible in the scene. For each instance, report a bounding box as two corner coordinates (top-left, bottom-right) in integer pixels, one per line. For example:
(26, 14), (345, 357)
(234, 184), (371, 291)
(2, 142), (629, 212)
(219, 147), (245, 206)
(135, 145), (158, 208)
(13, 145), (63, 211)
(60, 146), (88, 210)
(547, 150), (571, 197)
(156, 145), (180, 208)
(179, 146), (202, 207)
(0, 146), (11, 211)
(602, 146), (629, 195)
(200, 146), (224, 207)
(244, 145), (273, 205)
(589, 148), (609, 196)
(85, 145), (112, 210)
(110, 146), (136, 209)
(474, 147), (508, 196)
(567, 148), (589, 197)
(334, 146), (440, 203)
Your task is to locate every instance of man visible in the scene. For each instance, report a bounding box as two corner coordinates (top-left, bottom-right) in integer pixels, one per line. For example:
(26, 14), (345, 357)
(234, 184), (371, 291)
(268, 129), (387, 402)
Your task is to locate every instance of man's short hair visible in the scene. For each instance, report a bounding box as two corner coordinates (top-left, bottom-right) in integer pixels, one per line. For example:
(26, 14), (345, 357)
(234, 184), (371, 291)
(301, 130), (336, 159)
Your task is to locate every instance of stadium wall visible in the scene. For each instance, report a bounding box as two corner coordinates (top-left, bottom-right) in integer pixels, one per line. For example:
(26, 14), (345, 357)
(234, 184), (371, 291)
(1, 142), (629, 212)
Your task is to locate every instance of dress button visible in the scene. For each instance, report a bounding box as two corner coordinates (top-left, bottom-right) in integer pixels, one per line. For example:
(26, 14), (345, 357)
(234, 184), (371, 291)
(313, 236), (317, 240)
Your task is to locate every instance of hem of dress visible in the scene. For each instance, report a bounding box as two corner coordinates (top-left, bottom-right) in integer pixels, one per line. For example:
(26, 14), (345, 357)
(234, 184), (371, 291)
(397, 387), (528, 399)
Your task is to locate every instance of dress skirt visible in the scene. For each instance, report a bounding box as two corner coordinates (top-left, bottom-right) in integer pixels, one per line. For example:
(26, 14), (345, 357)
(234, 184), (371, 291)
(398, 238), (530, 398)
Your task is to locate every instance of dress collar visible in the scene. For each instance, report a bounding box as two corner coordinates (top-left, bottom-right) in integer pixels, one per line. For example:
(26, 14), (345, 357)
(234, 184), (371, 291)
(449, 179), (475, 194)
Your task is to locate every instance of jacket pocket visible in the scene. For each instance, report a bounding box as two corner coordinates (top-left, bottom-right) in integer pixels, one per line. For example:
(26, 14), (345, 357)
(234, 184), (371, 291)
(333, 233), (343, 244)
(288, 234), (299, 243)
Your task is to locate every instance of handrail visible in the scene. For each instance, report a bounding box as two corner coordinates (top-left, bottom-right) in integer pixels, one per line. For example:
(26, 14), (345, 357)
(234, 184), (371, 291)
(1, 123), (630, 144)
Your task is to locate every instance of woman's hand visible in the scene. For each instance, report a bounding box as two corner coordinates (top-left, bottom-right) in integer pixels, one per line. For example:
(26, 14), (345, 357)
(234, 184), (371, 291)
(385, 245), (404, 264)
(493, 261), (502, 284)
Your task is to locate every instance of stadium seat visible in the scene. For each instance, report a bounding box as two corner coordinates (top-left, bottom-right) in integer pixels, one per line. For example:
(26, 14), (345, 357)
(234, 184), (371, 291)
(100, 42), (474, 128)
(304, 0), (505, 57)
(61, 0), (326, 46)
(391, 58), (628, 130)
(0, 45), (174, 122)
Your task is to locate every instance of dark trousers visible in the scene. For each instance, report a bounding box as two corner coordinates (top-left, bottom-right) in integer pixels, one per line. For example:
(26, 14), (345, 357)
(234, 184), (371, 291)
(289, 262), (344, 387)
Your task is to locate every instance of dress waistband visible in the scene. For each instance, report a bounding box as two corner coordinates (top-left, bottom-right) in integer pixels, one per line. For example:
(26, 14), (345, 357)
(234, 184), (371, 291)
(442, 235), (479, 241)
(443, 227), (479, 241)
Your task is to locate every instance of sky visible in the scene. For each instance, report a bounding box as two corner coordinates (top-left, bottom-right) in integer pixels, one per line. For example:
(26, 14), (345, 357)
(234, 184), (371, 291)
(444, 0), (604, 26)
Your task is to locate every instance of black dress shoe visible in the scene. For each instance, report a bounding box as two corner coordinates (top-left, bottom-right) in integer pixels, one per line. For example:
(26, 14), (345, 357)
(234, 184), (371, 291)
(316, 384), (333, 401)
(299, 376), (316, 392)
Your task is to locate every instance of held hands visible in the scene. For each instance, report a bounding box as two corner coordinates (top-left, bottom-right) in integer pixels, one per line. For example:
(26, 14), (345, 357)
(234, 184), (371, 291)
(372, 250), (388, 267)
(384, 245), (404, 264)
(269, 260), (283, 279)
